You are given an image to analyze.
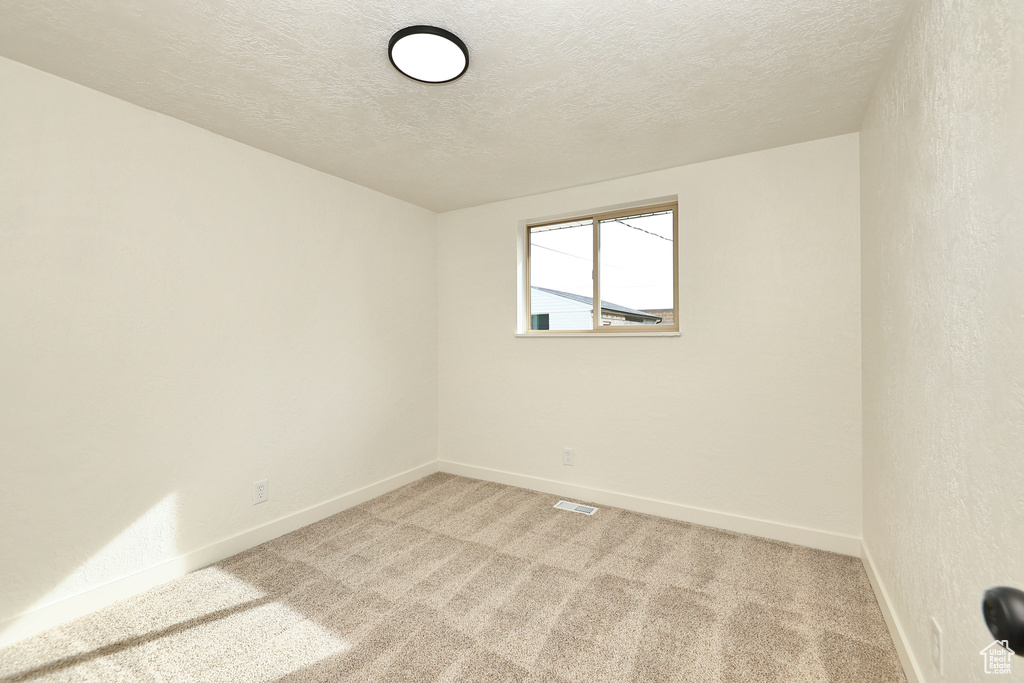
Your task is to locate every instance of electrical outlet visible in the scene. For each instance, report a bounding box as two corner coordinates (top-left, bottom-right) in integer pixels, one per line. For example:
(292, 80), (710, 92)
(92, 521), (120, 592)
(562, 448), (574, 466)
(930, 617), (943, 677)
(253, 479), (269, 505)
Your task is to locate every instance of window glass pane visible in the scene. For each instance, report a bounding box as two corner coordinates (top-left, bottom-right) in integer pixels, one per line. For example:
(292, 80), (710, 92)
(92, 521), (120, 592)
(529, 220), (593, 331)
(598, 210), (674, 326)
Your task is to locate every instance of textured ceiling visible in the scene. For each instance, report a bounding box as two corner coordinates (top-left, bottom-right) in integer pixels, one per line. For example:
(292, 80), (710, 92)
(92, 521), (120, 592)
(0, 0), (911, 212)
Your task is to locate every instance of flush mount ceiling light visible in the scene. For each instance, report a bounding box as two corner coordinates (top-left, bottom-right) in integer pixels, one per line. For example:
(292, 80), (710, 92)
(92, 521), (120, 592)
(388, 26), (468, 84)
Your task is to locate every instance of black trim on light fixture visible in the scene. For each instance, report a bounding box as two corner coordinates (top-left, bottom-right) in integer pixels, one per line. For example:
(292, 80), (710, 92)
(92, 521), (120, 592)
(388, 25), (469, 84)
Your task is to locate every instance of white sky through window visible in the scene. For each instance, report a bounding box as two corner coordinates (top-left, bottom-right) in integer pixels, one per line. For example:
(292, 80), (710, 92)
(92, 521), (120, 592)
(530, 211), (673, 310)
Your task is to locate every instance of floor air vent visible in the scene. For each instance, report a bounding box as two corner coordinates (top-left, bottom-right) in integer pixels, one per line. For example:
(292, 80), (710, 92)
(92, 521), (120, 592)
(554, 500), (598, 515)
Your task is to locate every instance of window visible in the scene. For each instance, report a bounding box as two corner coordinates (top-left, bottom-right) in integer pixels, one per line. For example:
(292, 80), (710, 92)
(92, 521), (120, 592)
(525, 202), (677, 333)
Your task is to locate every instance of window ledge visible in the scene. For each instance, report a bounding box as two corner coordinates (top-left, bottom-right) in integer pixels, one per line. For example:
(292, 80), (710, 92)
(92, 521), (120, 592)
(515, 331), (680, 338)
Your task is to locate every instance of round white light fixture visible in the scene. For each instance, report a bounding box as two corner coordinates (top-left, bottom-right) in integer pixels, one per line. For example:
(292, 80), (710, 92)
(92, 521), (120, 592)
(388, 26), (468, 84)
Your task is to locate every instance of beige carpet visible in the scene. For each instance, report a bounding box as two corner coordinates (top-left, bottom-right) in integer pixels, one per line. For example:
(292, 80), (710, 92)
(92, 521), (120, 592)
(0, 473), (906, 682)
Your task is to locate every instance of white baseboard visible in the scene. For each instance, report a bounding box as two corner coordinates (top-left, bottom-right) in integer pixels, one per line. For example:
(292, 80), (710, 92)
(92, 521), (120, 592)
(861, 541), (924, 683)
(437, 460), (862, 556)
(0, 461), (439, 650)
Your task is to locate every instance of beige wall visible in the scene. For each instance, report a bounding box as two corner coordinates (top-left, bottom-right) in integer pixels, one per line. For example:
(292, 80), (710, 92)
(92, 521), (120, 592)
(860, 0), (1024, 679)
(438, 134), (863, 544)
(0, 57), (438, 636)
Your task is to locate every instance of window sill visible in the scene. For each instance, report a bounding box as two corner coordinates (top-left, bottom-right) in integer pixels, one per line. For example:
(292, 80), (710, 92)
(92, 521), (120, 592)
(515, 331), (680, 338)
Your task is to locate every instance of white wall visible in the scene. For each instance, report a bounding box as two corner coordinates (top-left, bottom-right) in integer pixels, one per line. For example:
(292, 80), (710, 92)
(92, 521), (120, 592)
(438, 134), (863, 549)
(860, 0), (1024, 679)
(0, 57), (438, 642)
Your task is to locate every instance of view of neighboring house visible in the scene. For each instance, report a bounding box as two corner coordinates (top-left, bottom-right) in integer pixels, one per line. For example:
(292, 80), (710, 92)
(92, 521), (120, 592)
(530, 286), (664, 330)
(641, 308), (674, 326)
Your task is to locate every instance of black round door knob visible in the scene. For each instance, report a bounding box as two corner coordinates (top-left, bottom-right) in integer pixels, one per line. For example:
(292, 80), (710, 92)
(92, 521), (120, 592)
(983, 586), (1024, 654)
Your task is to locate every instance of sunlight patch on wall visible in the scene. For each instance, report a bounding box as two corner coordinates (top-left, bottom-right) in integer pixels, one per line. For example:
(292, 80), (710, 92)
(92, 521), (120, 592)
(31, 493), (180, 612)
(0, 493), (182, 647)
